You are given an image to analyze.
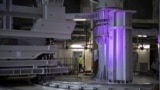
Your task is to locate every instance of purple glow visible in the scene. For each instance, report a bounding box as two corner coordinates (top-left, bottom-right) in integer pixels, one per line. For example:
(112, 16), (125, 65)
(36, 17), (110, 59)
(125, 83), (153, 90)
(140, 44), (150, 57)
(95, 8), (133, 82)
(95, 8), (111, 80)
(116, 27), (125, 80)
(158, 35), (160, 44)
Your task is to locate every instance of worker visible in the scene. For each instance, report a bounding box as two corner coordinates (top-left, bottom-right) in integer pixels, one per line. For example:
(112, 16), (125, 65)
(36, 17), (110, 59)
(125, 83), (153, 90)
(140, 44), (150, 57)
(78, 55), (84, 72)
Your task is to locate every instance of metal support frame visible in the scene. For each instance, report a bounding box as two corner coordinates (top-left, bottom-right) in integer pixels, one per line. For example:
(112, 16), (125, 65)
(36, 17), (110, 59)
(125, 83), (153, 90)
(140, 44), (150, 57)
(2, 0), (6, 30)
(0, 0), (73, 76)
(2, 16), (6, 30)
(0, 3), (158, 24)
(0, 2), (76, 40)
(0, 4), (42, 19)
(6, 0), (12, 30)
(0, 60), (58, 67)
(0, 29), (73, 39)
(0, 44), (69, 76)
(0, 0), (158, 80)
(42, 0), (48, 19)
(1, 0), (13, 30)
(0, 67), (69, 76)
(132, 29), (158, 36)
(0, 45), (57, 59)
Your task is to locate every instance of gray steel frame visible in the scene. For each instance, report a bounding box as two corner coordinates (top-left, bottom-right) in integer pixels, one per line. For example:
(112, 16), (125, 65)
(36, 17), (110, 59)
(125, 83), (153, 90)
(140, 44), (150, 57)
(0, 45), (57, 59)
(0, 0), (72, 76)
(0, 67), (69, 76)
(0, 60), (68, 76)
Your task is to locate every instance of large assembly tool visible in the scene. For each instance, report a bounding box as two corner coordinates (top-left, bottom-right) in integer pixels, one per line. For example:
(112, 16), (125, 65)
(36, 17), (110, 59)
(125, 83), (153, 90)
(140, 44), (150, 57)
(0, 0), (75, 77)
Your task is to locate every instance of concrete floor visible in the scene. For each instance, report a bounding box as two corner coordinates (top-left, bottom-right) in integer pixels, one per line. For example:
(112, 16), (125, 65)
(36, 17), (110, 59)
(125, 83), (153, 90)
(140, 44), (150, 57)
(0, 74), (158, 90)
(52, 73), (158, 84)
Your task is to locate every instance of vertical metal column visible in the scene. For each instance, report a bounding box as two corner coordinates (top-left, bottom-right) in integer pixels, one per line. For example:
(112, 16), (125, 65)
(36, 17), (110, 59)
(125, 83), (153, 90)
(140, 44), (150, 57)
(6, 0), (12, 30)
(89, 0), (99, 77)
(94, 7), (134, 83)
(42, 0), (48, 19)
(2, 16), (6, 30)
(95, 9), (110, 80)
(2, 0), (6, 30)
(116, 12), (133, 83)
(107, 11), (133, 83)
(89, 0), (94, 49)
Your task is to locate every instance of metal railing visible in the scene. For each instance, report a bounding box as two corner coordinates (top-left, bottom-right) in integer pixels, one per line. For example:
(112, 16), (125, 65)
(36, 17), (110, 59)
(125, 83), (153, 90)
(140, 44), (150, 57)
(55, 58), (79, 74)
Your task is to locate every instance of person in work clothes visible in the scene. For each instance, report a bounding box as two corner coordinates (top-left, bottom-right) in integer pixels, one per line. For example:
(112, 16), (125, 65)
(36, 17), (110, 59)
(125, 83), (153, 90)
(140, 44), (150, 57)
(78, 55), (84, 72)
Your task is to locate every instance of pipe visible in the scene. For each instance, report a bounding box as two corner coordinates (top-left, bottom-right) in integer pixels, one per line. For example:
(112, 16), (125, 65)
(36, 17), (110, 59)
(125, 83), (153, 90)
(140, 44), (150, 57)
(89, 0), (95, 49)
(42, 0), (48, 19)
(84, 21), (88, 49)
(5, 0), (12, 30)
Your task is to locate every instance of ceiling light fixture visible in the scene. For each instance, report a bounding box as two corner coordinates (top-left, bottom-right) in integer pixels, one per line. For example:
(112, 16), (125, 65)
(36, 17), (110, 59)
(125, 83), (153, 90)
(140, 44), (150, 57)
(70, 44), (84, 48)
(138, 44), (150, 49)
(137, 35), (147, 38)
(73, 19), (87, 21)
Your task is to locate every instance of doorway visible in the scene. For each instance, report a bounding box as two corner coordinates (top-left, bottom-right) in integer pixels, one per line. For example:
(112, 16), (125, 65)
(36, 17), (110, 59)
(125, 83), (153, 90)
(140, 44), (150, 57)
(73, 51), (83, 60)
(73, 51), (83, 73)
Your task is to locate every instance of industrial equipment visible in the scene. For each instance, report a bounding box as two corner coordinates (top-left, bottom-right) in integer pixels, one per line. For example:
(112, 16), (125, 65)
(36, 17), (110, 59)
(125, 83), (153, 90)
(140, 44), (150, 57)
(0, 0), (159, 89)
(0, 0), (75, 80)
(94, 1), (135, 83)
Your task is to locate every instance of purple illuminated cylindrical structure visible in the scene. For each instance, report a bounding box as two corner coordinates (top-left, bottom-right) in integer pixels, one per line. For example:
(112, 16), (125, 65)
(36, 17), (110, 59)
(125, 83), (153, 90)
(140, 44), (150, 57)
(95, 8), (111, 80)
(95, 8), (133, 83)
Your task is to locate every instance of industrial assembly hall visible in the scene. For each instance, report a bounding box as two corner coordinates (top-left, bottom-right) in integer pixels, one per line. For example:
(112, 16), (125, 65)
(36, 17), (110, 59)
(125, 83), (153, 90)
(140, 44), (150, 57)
(0, 0), (159, 90)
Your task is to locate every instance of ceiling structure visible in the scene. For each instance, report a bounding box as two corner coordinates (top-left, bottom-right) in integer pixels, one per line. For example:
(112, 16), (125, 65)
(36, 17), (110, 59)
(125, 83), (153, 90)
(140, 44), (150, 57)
(0, 0), (158, 46)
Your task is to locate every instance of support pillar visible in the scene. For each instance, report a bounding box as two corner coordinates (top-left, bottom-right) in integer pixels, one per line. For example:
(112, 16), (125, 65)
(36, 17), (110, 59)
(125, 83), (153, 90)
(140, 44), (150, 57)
(2, 0), (12, 30)
(95, 8), (110, 80)
(94, 8), (134, 83)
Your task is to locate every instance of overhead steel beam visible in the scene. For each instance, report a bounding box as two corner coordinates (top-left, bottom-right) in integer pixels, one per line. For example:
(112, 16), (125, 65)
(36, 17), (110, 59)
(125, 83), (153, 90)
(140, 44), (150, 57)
(73, 29), (158, 37)
(0, 29), (72, 39)
(0, 4), (159, 24)
(0, 45), (57, 51)
(0, 4), (42, 19)
(0, 60), (58, 67)
(0, 29), (157, 38)
(132, 19), (158, 24)
(74, 28), (84, 31)
(132, 29), (158, 36)
(65, 13), (91, 20)
(72, 34), (88, 37)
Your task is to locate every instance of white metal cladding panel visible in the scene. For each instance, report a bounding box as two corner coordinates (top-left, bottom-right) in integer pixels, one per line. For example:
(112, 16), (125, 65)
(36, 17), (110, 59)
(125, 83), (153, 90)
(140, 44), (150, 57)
(0, 29), (73, 39)
(0, 45), (57, 59)
(0, 45), (57, 51)
(0, 60), (58, 67)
